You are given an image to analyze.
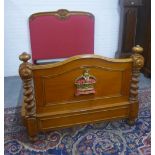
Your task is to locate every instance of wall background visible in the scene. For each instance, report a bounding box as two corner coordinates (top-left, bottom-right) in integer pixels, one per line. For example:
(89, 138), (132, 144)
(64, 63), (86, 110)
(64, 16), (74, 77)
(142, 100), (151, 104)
(4, 0), (120, 76)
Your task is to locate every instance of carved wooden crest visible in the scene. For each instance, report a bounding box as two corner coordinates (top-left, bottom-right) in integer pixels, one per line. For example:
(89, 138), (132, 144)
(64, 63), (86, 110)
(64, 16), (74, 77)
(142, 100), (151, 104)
(75, 69), (96, 96)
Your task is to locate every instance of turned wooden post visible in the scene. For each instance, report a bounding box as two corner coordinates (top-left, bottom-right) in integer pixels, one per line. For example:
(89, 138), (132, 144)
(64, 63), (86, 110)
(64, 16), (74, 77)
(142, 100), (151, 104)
(19, 52), (35, 116)
(128, 45), (144, 125)
(19, 52), (37, 140)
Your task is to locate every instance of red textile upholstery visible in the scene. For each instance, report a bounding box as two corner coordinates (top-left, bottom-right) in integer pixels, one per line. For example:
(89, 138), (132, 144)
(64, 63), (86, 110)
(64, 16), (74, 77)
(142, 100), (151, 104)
(29, 9), (94, 63)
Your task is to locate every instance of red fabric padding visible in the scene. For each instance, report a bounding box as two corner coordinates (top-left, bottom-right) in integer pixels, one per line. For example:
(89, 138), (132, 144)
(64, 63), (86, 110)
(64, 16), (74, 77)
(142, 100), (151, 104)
(29, 14), (94, 62)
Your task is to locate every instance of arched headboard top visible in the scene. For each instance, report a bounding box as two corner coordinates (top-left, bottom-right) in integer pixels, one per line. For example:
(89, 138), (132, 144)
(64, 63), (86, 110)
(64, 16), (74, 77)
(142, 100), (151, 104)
(29, 9), (94, 21)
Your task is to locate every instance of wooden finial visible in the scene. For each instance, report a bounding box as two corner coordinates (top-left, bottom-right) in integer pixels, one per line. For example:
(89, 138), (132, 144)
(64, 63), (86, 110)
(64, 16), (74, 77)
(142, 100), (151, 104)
(19, 53), (32, 80)
(132, 45), (143, 54)
(131, 45), (144, 69)
(19, 52), (31, 62)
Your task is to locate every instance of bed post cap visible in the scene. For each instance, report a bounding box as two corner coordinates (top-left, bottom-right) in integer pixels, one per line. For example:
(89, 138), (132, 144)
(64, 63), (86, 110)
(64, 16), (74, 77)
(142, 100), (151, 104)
(19, 52), (31, 62)
(131, 45), (144, 69)
(132, 45), (143, 54)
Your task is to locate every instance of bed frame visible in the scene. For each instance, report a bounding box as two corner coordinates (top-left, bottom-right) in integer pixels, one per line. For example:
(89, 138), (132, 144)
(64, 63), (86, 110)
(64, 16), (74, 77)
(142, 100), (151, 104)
(19, 45), (144, 140)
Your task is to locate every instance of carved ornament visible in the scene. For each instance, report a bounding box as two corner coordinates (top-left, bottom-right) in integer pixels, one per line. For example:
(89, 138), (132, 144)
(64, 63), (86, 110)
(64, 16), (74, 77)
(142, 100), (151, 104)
(29, 9), (94, 21)
(19, 52), (32, 80)
(75, 69), (96, 96)
(131, 45), (144, 69)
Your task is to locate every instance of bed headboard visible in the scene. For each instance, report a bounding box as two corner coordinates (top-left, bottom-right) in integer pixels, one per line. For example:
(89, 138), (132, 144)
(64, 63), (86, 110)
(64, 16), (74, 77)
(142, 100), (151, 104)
(29, 9), (95, 63)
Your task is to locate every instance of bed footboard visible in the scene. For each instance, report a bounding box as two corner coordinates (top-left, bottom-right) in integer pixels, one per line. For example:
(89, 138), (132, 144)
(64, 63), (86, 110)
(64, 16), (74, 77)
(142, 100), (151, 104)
(19, 45), (144, 140)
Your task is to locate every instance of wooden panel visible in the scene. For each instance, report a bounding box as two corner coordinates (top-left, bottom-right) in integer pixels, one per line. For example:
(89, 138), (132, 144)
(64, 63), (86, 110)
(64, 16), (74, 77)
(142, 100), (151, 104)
(32, 55), (132, 114)
(36, 96), (129, 114)
(42, 68), (122, 104)
(37, 105), (129, 131)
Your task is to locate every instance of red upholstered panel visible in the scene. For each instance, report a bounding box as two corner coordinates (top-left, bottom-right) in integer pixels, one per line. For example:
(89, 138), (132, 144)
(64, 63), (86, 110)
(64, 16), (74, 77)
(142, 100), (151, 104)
(29, 12), (94, 62)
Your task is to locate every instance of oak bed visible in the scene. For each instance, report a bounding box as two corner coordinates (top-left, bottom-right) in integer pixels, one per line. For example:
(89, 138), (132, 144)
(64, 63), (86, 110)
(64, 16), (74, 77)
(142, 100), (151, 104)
(19, 45), (144, 140)
(18, 10), (144, 140)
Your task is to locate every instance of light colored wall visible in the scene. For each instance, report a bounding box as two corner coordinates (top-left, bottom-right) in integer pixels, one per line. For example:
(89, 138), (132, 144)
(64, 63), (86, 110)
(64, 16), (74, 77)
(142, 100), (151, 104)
(4, 0), (120, 76)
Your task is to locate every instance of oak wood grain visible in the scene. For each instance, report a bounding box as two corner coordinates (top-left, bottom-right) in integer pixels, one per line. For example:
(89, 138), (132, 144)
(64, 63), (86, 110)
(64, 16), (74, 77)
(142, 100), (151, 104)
(19, 46), (144, 140)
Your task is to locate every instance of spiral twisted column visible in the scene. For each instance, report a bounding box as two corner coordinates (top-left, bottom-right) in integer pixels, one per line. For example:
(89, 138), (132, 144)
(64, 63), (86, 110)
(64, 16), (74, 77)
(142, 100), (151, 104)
(128, 45), (144, 125)
(19, 52), (37, 140)
(19, 52), (36, 117)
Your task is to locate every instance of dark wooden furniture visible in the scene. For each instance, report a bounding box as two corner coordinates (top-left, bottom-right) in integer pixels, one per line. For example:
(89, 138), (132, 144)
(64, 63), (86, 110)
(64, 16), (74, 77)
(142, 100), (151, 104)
(116, 0), (151, 77)
(136, 0), (151, 77)
(19, 45), (144, 140)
